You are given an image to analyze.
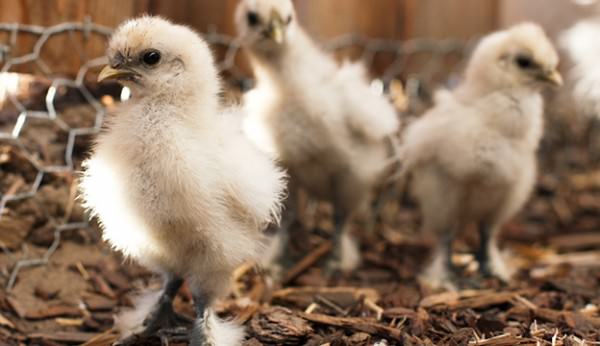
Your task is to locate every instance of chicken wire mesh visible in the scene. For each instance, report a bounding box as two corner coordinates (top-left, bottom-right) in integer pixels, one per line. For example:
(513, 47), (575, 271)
(0, 20), (471, 291)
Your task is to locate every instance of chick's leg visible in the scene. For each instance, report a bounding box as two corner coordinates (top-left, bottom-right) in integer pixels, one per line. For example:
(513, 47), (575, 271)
(325, 174), (365, 275)
(421, 227), (458, 290)
(189, 274), (244, 346)
(476, 222), (493, 278)
(190, 292), (212, 346)
(485, 223), (515, 282)
(264, 181), (299, 279)
(413, 166), (463, 289)
(141, 275), (186, 335)
(324, 208), (360, 274)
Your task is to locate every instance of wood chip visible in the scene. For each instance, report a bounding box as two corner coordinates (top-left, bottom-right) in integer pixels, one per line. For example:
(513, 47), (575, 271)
(298, 312), (403, 342)
(55, 318), (83, 327)
(250, 307), (313, 345)
(0, 312), (15, 329)
(273, 286), (380, 308)
(569, 170), (600, 190)
(0, 213), (34, 250)
(5, 296), (27, 318)
(25, 305), (81, 320)
(84, 295), (116, 312)
(468, 333), (536, 346)
(80, 330), (119, 346)
(539, 251), (600, 266)
(548, 233), (600, 251)
(282, 241), (332, 285)
(420, 289), (535, 310)
(89, 272), (116, 298)
(75, 261), (91, 281)
(28, 331), (100, 343)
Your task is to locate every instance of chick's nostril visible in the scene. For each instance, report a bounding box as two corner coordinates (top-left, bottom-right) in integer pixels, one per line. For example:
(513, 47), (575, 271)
(110, 52), (125, 68)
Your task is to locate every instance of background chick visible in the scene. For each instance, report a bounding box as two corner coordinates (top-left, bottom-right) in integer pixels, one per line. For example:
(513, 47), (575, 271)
(401, 23), (562, 288)
(79, 16), (285, 345)
(235, 0), (400, 275)
(560, 17), (600, 118)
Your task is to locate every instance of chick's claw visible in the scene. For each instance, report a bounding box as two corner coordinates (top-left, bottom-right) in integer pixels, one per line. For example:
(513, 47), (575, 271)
(141, 301), (192, 336)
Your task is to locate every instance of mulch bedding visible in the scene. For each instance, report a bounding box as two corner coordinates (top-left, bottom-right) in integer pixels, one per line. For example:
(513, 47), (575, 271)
(0, 81), (599, 346)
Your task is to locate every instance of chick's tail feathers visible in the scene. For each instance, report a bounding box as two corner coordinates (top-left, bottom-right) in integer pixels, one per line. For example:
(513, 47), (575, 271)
(337, 61), (401, 142)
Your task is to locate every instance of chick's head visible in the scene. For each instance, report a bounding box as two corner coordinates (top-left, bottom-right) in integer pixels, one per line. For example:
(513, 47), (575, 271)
(235, 0), (297, 52)
(98, 16), (218, 98)
(466, 23), (562, 91)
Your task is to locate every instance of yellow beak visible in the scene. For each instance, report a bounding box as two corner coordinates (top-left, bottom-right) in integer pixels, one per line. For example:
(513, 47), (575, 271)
(267, 10), (285, 44)
(539, 69), (563, 87)
(98, 65), (135, 82)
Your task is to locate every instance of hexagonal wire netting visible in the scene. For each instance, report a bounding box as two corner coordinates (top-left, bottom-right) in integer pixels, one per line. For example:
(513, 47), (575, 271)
(0, 20), (469, 291)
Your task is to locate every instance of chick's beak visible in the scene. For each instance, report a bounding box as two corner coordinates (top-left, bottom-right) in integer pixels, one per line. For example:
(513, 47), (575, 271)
(538, 69), (563, 87)
(266, 10), (285, 44)
(98, 65), (135, 82)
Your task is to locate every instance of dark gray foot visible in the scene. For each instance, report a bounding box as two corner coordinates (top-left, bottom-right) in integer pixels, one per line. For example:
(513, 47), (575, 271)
(322, 211), (347, 277)
(476, 222), (494, 279)
(266, 194), (301, 282)
(140, 277), (187, 336)
(266, 223), (298, 283)
(420, 230), (462, 290)
(190, 293), (214, 346)
(117, 276), (189, 346)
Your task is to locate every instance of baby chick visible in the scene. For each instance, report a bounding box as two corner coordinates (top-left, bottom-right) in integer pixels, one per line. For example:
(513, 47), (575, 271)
(401, 23), (561, 288)
(80, 16), (285, 345)
(235, 0), (400, 275)
(560, 18), (600, 118)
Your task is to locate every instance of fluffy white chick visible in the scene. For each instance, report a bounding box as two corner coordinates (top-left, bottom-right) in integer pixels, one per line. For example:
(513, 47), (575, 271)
(80, 16), (285, 345)
(560, 18), (600, 118)
(235, 0), (400, 274)
(401, 23), (562, 288)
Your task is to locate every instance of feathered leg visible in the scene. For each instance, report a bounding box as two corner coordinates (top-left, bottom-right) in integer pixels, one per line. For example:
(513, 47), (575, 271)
(476, 222), (494, 278)
(141, 275), (186, 335)
(190, 292), (211, 346)
(264, 181), (299, 280)
(324, 208), (361, 275)
(486, 224), (516, 282)
(190, 290), (244, 346)
(116, 274), (187, 345)
(420, 227), (459, 290)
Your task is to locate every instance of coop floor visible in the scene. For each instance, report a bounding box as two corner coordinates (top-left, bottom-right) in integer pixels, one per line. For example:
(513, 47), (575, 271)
(0, 100), (600, 345)
(1, 168), (600, 346)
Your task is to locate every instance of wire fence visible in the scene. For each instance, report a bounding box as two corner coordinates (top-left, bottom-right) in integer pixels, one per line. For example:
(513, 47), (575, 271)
(0, 20), (470, 291)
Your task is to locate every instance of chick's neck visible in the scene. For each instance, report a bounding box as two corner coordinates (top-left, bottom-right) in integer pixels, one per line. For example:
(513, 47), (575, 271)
(131, 68), (221, 124)
(248, 27), (336, 87)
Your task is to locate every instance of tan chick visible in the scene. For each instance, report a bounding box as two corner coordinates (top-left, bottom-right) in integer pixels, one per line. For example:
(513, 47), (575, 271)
(80, 16), (285, 345)
(560, 17), (600, 118)
(401, 23), (562, 288)
(235, 0), (400, 275)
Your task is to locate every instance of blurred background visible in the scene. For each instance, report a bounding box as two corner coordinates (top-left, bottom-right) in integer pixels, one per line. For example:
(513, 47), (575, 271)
(0, 0), (597, 76)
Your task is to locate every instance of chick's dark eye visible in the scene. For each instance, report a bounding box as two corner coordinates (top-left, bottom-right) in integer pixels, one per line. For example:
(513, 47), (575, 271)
(286, 15), (292, 24)
(142, 50), (161, 66)
(247, 11), (260, 26)
(515, 55), (534, 69)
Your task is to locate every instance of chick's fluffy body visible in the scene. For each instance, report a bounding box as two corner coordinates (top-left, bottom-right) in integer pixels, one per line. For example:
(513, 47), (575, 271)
(242, 3), (399, 215)
(404, 87), (542, 232)
(81, 17), (285, 297)
(402, 23), (558, 281)
(560, 18), (600, 117)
